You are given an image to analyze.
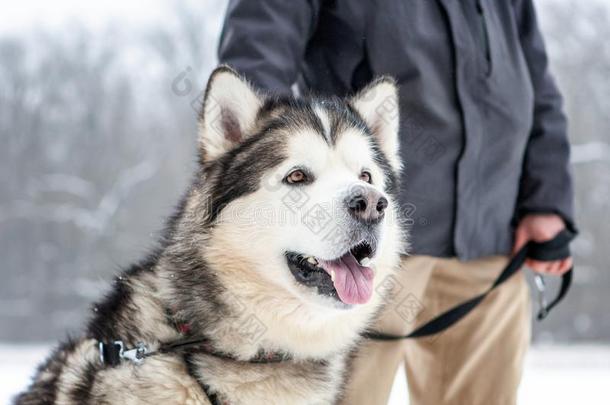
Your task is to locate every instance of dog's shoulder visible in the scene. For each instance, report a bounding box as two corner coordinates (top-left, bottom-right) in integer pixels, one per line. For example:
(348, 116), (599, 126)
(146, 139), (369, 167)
(15, 254), (192, 404)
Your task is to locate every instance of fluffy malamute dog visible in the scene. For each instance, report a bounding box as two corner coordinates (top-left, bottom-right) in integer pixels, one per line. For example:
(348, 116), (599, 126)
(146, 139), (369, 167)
(16, 66), (404, 405)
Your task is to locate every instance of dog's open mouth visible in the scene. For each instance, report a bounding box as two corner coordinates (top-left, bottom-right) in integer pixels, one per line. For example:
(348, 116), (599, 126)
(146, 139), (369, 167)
(286, 241), (376, 305)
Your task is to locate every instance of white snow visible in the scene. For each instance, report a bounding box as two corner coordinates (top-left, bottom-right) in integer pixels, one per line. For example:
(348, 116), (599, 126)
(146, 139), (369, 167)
(2, 343), (609, 404)
(0, 344), (49, 404)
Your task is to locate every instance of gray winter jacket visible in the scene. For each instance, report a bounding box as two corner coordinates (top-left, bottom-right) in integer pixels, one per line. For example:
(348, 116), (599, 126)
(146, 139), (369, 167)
(218, 0), (575, 260)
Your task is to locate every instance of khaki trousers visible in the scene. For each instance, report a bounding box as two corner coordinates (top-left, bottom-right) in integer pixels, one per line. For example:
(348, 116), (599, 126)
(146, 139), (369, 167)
(342, 255), (531, 405)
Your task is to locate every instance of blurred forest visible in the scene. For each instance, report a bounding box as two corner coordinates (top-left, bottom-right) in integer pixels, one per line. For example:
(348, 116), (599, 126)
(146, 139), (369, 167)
(0, 0), (608, 342)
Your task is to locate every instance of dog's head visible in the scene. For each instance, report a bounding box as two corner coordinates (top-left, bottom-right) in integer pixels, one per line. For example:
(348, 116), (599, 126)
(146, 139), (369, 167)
(194, 66), (404, 317)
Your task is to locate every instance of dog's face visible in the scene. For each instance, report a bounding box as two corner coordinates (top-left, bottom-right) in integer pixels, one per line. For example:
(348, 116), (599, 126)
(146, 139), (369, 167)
(196, 67), (403, 314)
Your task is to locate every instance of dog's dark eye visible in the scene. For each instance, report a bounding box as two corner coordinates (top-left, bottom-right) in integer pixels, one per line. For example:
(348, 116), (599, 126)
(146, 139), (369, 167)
(360, 170), (372, 184)
(285, 169), (308, 184)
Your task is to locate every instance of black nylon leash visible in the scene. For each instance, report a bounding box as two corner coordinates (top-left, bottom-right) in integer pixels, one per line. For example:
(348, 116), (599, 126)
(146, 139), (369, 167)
(362, 229), (576, 341)
(98, 336), (291, 367)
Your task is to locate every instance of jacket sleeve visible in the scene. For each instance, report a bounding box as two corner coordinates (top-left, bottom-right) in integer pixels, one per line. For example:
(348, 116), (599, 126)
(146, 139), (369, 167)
(217, 0), (322, 95)
(513, 0), (576, 230)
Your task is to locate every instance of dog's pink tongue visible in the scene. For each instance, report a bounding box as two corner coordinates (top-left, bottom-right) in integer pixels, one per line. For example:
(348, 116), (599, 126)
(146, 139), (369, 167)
(319, 253), (374, 305)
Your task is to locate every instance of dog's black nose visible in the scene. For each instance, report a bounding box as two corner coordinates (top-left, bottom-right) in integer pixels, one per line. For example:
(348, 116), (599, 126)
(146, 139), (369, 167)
(346, 188), (388, 224)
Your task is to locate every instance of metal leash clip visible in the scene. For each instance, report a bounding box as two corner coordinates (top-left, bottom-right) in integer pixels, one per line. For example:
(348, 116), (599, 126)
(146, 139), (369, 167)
(118, 341), (148, 364)
(534, 274), (548, 319)
(99, 340), (148, 365)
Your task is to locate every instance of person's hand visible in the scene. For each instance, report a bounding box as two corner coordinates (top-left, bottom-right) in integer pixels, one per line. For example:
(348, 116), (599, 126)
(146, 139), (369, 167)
(512, 213), (573, 275)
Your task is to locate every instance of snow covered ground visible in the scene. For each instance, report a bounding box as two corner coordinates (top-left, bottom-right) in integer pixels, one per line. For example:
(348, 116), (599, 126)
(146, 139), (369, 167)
(2, 344), (608, 404)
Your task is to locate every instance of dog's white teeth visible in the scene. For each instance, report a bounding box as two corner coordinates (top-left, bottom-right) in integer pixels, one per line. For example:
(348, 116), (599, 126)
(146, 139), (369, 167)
(331, 270), (336, 282)
(307, 256), (318, 266)
(360, 258), (371, 267)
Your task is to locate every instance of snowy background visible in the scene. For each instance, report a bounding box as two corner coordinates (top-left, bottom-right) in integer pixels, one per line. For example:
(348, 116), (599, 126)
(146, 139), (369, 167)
(1, 0), (609, 403)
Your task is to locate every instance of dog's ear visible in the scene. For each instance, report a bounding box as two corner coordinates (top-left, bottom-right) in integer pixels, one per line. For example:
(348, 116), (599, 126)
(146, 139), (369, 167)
(350, 77), (401, 172)
(198, 66), (263, 161)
